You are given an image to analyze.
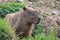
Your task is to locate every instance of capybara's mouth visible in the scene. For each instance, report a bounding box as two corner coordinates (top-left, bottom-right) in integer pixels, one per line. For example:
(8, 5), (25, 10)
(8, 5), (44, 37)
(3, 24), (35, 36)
(36, 20), (40, 24)
(35, 19), (40, 24)
(37, 18), (41, 24)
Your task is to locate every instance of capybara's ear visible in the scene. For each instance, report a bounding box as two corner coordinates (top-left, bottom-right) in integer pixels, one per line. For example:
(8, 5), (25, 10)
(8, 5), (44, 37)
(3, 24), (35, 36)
(23, 7), (26, 11)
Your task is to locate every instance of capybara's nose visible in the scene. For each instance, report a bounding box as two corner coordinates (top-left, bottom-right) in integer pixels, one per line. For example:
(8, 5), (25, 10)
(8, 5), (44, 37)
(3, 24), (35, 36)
(36, 17), (41, 24)
(38, 18), (41, 21)
(38, 16), (41, 21)
(38, 17), (41, 22)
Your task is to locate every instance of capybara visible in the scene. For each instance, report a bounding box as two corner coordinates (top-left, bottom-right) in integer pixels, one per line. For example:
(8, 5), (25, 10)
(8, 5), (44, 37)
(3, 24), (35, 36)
(5, 6), (40, 38)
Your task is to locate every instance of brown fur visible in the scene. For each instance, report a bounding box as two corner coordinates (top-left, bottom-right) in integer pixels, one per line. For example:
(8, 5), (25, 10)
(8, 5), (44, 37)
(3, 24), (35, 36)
(5, 7), (40, 38)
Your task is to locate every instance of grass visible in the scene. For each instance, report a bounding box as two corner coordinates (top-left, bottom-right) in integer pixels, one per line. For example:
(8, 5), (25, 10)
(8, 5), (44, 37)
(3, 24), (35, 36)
(22, 33), (60, 40)
(22, 25), (60, 40)
(0, 18), (18, 40)
(0, 2), (25, 17)
(0, 18), (60, 40)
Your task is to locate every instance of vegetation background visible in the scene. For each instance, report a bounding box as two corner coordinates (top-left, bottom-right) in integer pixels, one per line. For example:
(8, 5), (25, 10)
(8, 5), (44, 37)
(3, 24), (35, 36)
(0, 0), (60, 40)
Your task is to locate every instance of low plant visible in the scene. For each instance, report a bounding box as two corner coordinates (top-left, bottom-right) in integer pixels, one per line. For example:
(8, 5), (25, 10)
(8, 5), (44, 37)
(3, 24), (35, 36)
(0, 2), (24, 17)
(22, 24), (60, 40)
(0, 18), (18, 40)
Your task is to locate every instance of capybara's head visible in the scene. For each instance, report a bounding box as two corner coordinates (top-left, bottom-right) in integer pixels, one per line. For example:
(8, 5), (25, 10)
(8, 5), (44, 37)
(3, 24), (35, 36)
(22, 7), (40, 24)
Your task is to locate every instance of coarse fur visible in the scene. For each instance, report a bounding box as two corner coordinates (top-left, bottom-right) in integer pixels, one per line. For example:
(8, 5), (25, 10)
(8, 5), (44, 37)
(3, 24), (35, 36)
(5, 6), (40, 38)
